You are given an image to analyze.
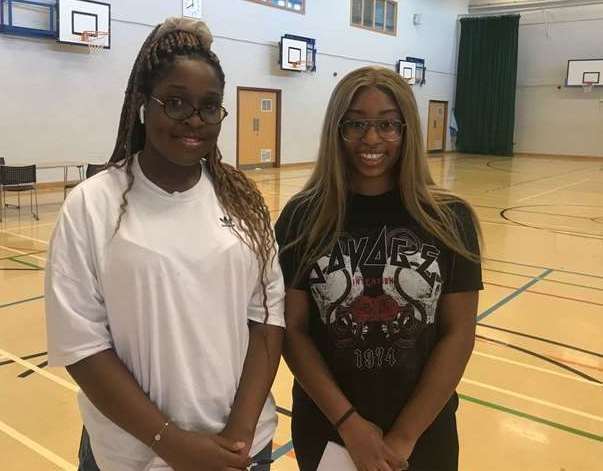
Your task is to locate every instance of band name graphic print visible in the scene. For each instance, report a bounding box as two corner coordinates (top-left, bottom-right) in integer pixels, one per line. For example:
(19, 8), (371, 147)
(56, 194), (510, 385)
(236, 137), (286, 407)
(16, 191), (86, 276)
(308, 226), (442, 370)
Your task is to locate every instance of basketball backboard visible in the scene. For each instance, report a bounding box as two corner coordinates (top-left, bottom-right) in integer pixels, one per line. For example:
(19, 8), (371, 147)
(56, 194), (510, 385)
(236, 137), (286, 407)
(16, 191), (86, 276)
(57, 0), (110, 48)
(397, 60), (417, 85)
(566, 59), (603, 87)
(280, 34), (316, 72)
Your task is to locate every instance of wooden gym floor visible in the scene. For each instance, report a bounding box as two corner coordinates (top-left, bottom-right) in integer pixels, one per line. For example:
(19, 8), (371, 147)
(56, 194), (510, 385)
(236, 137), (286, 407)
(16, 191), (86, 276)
(0, 153), (601, 470)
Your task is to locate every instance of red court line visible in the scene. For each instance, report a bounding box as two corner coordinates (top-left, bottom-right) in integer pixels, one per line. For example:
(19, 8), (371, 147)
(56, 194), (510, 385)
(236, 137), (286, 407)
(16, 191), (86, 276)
(485, 257), (603, 281)
(484, 268), (603, 292)
(476, 338), (603, 372)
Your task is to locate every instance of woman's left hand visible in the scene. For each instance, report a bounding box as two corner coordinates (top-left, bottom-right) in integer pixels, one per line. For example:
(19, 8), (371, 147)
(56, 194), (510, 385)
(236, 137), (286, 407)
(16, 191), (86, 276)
(383, 433), (415, 470)
(220, 425), (253, 463)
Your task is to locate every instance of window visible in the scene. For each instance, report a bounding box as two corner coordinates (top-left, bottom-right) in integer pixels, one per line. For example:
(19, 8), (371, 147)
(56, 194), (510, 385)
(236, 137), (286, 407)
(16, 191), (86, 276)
(351, 0), (362, 24)
(246, 0), (305, 14)
(351, 0), (397, 35)
(375, 0), (385, 29)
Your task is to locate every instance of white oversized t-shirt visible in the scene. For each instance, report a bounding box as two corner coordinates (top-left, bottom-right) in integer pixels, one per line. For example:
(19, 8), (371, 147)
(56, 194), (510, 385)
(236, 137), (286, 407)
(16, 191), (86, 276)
(45, 155), (285, 470)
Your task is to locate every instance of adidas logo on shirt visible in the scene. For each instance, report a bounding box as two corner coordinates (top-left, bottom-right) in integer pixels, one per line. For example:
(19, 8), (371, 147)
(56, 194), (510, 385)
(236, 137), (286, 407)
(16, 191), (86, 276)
(220, 216), (234, 228)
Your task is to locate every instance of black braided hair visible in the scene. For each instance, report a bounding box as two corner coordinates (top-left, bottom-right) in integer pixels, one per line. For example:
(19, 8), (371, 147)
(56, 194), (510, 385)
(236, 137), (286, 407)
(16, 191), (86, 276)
(107, 22), (276, 322)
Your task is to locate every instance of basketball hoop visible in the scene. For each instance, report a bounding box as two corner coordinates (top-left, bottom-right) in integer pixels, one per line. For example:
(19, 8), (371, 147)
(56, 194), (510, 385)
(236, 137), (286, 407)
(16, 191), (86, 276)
(582, 81), (594, 93)
(290, 61), (303, 72)
(80, 30), (109, 54)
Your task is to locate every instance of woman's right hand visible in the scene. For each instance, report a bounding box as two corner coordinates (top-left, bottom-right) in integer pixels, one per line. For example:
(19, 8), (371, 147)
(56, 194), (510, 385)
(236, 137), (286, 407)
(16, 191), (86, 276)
(338, 414), (405, 471)
(158, 426), (250, 471)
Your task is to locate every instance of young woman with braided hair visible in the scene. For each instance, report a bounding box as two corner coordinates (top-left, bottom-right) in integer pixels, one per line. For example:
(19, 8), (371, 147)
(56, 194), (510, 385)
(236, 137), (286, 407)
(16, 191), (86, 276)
(45, 18), (284, 471)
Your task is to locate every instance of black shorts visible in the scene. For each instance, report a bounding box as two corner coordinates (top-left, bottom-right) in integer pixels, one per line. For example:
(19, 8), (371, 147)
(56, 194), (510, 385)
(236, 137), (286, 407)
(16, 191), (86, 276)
(291, 395), (459, 471)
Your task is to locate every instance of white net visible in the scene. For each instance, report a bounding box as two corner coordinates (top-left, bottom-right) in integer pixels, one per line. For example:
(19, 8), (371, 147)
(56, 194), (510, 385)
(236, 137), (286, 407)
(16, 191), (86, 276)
(80, 31), (109, 54)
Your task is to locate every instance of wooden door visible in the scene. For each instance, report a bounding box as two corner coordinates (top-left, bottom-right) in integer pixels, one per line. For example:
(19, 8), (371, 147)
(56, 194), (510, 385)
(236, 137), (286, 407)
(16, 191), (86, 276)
(427, 101), (448, 152)
(237, 89), (280, 168)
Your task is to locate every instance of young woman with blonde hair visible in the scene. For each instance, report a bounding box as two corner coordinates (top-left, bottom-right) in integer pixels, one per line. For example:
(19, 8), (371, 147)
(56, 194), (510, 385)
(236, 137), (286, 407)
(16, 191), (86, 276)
(276, 66), (483, 471)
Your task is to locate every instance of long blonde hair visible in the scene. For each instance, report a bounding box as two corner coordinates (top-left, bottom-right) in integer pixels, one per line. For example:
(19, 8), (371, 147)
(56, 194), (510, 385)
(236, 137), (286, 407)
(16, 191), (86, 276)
(283, 66), (482, 282)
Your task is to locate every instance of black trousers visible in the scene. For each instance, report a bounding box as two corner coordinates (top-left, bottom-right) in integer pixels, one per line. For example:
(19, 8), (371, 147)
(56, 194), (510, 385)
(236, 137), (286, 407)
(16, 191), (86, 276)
(292, 397), (459, 471)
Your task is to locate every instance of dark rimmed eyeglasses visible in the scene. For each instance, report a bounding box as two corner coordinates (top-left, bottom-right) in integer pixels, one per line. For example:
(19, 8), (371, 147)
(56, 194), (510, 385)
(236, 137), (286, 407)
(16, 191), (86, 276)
(150, 96), (228, 124)
(339, 118), (406, 142)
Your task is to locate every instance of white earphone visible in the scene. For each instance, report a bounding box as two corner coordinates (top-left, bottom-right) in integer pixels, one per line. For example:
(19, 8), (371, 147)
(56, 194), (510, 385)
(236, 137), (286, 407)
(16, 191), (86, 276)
(139, 104), (145, 124)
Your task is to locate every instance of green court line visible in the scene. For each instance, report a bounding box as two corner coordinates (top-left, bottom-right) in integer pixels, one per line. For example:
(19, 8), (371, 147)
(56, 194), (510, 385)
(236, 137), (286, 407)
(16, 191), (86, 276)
(7, 257), (43, 270)
(459, 394), (602, 442)
(0, 251), (46, 261)
(1, 292), (601, 445)
(0, 296), (44, 310)
(272, 392), (603, 464)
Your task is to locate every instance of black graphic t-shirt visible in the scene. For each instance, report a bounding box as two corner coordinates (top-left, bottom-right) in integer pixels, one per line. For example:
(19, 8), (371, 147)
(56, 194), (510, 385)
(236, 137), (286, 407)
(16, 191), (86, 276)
(275, 189), (483, 442)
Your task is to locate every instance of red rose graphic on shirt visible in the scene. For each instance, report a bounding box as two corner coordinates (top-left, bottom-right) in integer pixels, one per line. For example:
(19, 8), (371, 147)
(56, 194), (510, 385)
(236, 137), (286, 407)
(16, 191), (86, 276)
(351, 294), (399, 323)
(351, 296), (375, 322)
(376, 294), (398, 321)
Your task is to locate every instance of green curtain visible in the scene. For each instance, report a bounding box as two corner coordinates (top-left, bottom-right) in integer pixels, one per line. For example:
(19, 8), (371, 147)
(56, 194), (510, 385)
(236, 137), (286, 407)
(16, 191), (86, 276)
(455, 15), (520, 156)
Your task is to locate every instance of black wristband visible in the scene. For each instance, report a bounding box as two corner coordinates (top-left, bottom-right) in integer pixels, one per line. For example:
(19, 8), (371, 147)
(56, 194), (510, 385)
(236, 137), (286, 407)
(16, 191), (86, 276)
(334, 406), (356, 430)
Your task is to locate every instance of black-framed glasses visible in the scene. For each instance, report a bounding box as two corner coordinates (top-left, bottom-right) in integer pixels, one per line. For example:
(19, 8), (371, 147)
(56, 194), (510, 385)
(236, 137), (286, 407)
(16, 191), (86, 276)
(339, 118), (406, 142)
(150, 96), (228, 124)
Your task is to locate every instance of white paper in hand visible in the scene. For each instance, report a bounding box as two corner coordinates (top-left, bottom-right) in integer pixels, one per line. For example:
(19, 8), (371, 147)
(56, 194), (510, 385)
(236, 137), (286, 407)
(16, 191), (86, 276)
(317, 441), (357, 471)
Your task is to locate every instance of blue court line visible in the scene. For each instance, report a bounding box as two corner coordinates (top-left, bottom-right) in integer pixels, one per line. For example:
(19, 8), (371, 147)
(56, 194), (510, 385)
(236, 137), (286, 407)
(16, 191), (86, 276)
(477, 268), (554, 321)
(270, 383), (603, 465)
(272, 440), (294, 460)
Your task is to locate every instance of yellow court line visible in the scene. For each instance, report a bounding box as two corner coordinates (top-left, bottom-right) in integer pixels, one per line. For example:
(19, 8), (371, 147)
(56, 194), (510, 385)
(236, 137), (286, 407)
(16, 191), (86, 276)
(4, 343), (600, 424)
(3, 342), (601, 422)
(461, 378), (602, 422)
(0, 230), (49, 245)
(0, 222), (56, 232)
(0, 347), (78, 392)
(516, 177), (593, 203)
(472, 351), (602, 387)
(0, 419), (76, 470)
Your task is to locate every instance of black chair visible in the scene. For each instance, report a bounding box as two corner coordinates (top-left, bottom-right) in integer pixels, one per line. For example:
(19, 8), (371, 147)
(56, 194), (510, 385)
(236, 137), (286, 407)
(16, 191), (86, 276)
(0, 157), (17, 211)
(64, 163), (107, 198)
(63, 164), (85, 199)
(0, 165), (39, 221)
(86, 163), (106, 178)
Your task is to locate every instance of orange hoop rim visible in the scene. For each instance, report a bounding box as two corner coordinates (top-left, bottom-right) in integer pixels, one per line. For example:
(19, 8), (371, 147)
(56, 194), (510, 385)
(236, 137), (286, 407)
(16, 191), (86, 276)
(289, 60), (306, 72)
(80, 30), (109, 54)
(80, 30), (109, 43)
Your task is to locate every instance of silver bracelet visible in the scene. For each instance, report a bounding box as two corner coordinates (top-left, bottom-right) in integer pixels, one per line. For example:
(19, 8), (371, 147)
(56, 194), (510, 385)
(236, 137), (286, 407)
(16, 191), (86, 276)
(151, 421), (170, 449)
